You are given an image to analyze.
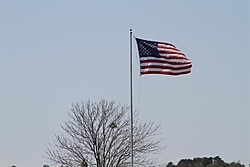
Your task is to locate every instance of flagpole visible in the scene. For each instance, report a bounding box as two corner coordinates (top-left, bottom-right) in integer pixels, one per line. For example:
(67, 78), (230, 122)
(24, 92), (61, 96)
(130, 28), (134, 167)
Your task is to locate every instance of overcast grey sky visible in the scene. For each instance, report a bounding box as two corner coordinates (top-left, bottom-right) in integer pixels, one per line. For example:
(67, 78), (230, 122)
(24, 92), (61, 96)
(1, 0), (249, 167)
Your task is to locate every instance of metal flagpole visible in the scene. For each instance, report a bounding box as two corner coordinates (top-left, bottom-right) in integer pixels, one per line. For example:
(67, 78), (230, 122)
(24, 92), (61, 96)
(130, 28), (134, 167)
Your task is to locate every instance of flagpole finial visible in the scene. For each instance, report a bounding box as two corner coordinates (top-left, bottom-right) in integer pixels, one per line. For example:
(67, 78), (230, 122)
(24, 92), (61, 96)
(130, 28), (132, 32)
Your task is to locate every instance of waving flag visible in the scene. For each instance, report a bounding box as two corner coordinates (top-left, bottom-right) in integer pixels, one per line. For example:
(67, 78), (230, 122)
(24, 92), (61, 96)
(135, 38), (192, 76)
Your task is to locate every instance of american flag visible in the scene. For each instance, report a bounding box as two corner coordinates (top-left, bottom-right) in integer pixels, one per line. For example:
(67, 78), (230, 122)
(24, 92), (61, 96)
(135, 38), (192, 76)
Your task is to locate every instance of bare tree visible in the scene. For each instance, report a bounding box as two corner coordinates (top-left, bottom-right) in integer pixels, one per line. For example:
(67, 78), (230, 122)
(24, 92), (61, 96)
(46, 99), (164, 167)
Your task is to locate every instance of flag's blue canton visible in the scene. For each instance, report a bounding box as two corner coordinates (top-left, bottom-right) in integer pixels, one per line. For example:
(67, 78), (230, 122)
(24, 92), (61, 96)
(136, 38), (160, 58)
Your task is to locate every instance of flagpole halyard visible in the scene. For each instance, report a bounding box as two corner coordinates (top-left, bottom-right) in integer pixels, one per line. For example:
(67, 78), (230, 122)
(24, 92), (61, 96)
(130, 28), (134, 167)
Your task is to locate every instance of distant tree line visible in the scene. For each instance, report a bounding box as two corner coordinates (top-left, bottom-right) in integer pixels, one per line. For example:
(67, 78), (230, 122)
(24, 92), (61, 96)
(166, 156), (245, 167)
(11, 156), (246, 167)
